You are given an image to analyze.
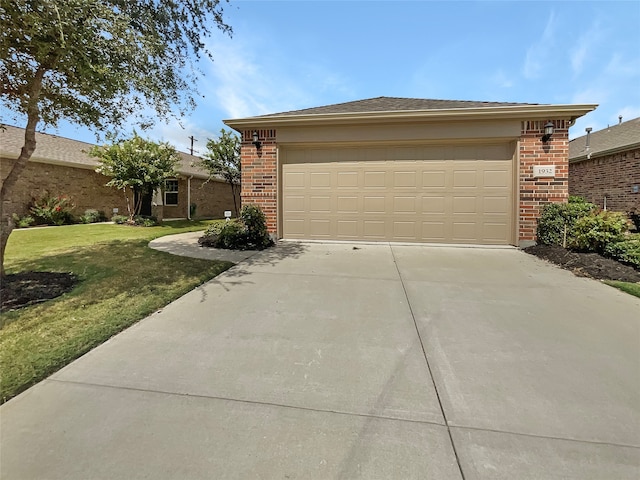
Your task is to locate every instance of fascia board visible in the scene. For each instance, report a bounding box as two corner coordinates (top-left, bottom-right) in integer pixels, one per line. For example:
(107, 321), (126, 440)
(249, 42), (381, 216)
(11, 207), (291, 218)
(224, 104), (598, 130)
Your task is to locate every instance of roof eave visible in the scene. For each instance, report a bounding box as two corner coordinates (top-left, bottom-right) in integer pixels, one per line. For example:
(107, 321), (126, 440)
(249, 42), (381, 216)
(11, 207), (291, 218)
(224, 104), (598, 130)
(569, 141), (640, 163)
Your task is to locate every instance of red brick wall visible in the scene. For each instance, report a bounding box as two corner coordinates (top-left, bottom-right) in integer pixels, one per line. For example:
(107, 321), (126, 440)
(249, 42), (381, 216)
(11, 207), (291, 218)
(1, 157), (128, 218)
(518, 120), (570, 245)
(1, 157), (239, 221)
(240, 129), (278, 232)
(569, 148), (640, 213)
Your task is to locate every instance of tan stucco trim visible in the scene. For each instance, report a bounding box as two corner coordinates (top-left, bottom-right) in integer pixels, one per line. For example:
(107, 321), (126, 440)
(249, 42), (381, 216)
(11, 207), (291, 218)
(225, 104), (597, 130)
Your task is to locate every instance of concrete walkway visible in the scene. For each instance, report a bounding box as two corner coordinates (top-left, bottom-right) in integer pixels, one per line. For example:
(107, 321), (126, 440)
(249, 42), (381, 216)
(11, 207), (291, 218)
(1, 237), (639, 479)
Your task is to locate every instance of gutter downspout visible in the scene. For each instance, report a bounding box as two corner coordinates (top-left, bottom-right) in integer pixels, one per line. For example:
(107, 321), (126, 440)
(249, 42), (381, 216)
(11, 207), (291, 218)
(187, 176), (193, 220)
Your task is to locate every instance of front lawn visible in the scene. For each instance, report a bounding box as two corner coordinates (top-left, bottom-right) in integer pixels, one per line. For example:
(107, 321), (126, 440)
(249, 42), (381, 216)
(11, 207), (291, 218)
(0, 220), (231, 403)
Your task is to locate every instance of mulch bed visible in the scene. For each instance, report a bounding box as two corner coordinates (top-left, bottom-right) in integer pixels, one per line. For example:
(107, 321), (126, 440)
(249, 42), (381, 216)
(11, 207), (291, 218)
(1, 272), (78, 312)
(524, 245), (640, 283)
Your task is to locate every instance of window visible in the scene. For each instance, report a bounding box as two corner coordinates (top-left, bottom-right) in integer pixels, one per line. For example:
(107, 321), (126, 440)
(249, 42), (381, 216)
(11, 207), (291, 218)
(164, 179), (178, 206)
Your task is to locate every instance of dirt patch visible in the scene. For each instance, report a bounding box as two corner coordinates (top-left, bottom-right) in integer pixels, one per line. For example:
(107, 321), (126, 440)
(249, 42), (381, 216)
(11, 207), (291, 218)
(1, 272), (78, 312)
(524, 245), (640, 283)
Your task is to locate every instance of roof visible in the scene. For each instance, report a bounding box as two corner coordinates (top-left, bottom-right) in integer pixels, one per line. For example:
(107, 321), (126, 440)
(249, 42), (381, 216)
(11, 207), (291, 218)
(265, 96), (536, 116)
(569, 117), (640, 162)
(0, 124), (220, 180)
(224, 96), (597, 129)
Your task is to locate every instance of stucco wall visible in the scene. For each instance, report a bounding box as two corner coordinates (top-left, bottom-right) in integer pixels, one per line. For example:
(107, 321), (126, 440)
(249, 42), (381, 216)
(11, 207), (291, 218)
(569, 148), (640, 213)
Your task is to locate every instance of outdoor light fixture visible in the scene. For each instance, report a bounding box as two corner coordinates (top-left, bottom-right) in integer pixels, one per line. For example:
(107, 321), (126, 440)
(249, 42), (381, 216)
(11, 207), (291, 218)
(541, 122), (555, 143)
(252, 130), (261, 149)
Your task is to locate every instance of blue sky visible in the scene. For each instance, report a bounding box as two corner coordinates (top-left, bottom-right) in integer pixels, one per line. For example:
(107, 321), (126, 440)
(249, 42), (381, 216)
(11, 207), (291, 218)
(19, 1), (640, 152)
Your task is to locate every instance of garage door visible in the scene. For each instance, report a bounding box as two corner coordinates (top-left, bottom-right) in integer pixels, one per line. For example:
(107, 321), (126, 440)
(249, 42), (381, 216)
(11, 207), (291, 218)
(281, 143), (515, 245)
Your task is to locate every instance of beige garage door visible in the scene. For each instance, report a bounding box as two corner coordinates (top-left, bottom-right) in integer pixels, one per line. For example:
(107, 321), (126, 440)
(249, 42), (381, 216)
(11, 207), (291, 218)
(281, 143), (515, 245)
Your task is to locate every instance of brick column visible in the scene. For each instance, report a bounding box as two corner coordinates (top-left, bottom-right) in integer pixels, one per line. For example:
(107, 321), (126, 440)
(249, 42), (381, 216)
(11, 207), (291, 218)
(240, 129), (277, 234)
(518, 120), (570, 246)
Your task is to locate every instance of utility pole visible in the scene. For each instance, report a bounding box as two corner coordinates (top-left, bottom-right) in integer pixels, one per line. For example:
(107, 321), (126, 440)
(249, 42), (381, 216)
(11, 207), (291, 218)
(188, 135), (198, 155)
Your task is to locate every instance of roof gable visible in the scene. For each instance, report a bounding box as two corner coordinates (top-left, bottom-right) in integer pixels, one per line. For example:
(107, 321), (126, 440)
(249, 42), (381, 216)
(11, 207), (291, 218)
(569, 117), (640, 162)
(263, 96), (538, 116)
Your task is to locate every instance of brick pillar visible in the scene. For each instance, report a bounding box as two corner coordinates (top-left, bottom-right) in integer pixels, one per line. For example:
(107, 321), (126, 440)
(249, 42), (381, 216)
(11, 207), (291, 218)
(518, 120), (570, 246)
(240, 129), (277, 234)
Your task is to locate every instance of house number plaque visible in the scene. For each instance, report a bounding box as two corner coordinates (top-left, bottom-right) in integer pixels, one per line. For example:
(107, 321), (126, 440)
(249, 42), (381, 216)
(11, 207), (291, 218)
(533, 165), (556, 178)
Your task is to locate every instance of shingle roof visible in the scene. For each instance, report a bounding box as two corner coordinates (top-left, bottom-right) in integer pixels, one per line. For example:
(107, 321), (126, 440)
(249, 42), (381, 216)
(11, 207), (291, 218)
(0, 124), (217, 179)
(569, 117), (640, 162)
(262, 96), (539, 116)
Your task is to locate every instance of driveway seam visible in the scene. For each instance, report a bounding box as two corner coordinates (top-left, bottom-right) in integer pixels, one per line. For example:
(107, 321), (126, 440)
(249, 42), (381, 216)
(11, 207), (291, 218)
(449, 424), (640, 450)
(46, 378), (448, 428)
(389, 245), (467, 480)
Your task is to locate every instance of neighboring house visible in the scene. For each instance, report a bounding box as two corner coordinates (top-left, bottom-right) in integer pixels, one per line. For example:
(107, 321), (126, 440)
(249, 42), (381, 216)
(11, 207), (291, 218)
(0, 125), (239, 220)
(224, 96), (596, 247)
(569, 117), (640, 213)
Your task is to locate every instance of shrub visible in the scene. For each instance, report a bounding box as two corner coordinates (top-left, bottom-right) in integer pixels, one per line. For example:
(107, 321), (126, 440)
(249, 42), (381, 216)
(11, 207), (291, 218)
(112, 214), (129, 224)
(536, 197), (596, 247)
(11, 213), (35, 228)
(132, 215), (158, 227)
(604, 234), (640, 269)
(29, 192), (75, 225)
(570, 211), (630, 253)
(629, 213), (640, 232)
(215, 220), (246, 249)
(80, 209), (108, 224)
(198, 205), (273, 250)
(240, 204), (273, 250)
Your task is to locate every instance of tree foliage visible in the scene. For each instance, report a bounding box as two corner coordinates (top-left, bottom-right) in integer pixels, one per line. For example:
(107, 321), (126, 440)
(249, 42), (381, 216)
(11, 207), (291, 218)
(199, 128), (241, 215)
(0, 0), (231, 275)
(91, 133), (180, 220)
(0, 0), (231, 131)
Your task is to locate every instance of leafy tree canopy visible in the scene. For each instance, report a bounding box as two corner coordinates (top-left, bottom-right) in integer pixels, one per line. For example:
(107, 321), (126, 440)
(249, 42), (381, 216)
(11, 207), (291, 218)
(199, 128), (241, 214)
(0, 0), (232, 131)
(91, 133), (180, 219)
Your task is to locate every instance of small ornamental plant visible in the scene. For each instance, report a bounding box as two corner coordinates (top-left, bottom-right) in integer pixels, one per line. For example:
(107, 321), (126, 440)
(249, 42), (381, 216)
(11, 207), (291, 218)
(29, 192), (75, 225)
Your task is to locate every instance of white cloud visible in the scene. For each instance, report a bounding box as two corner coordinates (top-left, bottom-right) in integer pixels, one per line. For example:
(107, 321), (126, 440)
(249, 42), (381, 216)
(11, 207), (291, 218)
(491, 70), (514, 88)
(523, 12), (556, 79)
(569, 21), (602, 75)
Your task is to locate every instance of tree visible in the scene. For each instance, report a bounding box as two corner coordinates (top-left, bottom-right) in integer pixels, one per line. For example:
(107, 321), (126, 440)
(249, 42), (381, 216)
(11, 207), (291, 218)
(91, 133), (180, 221)
(199, 128), (241, 216)
(0, 0), (231, 276)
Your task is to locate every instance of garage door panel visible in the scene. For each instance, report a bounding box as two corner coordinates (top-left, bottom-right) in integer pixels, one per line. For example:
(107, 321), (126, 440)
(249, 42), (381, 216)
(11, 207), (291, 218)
(393, 221), (417, 239)
(364, 171), (386, 188)
(309, 196), (331, 212)
(281, 143), (514, 244)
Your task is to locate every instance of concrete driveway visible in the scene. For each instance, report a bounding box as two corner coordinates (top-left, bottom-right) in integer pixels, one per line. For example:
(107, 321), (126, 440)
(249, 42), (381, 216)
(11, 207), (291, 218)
(1, 242), (639, 479)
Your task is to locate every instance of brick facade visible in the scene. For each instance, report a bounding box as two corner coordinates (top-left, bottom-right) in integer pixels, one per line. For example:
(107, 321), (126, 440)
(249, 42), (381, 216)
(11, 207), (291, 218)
(240, 129), (278, 232)
(1, 157), (238, 221)
(518, 120), (570, 245)
(569, 147), (640, 213)
(239, 122), (573, 245)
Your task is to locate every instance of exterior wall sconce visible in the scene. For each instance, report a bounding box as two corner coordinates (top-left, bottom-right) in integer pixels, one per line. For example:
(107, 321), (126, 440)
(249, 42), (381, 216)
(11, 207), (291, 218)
(541, 122), (554, 143)
(252, 131), (261, 149)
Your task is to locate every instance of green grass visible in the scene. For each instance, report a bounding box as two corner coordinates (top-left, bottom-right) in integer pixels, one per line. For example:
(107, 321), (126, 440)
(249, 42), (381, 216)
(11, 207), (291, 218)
(1, 220), (231, 403)
(604, 281), (640, 298)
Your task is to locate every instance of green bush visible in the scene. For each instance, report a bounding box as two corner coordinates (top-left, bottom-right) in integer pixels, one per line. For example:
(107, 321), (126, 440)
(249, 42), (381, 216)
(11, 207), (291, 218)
(603, 234), (640, 269)
(11, 213), (35, 228)
(198, 205), (273, 250)
(80, 209), (108, 224)
(570, 211), (630, 253)
(29, 192), (75, 225)
(111, 214), (129, 224)
(216, 220), (246, 249)
(240, 204), (273, 250)
(536, 197), (596, 247)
